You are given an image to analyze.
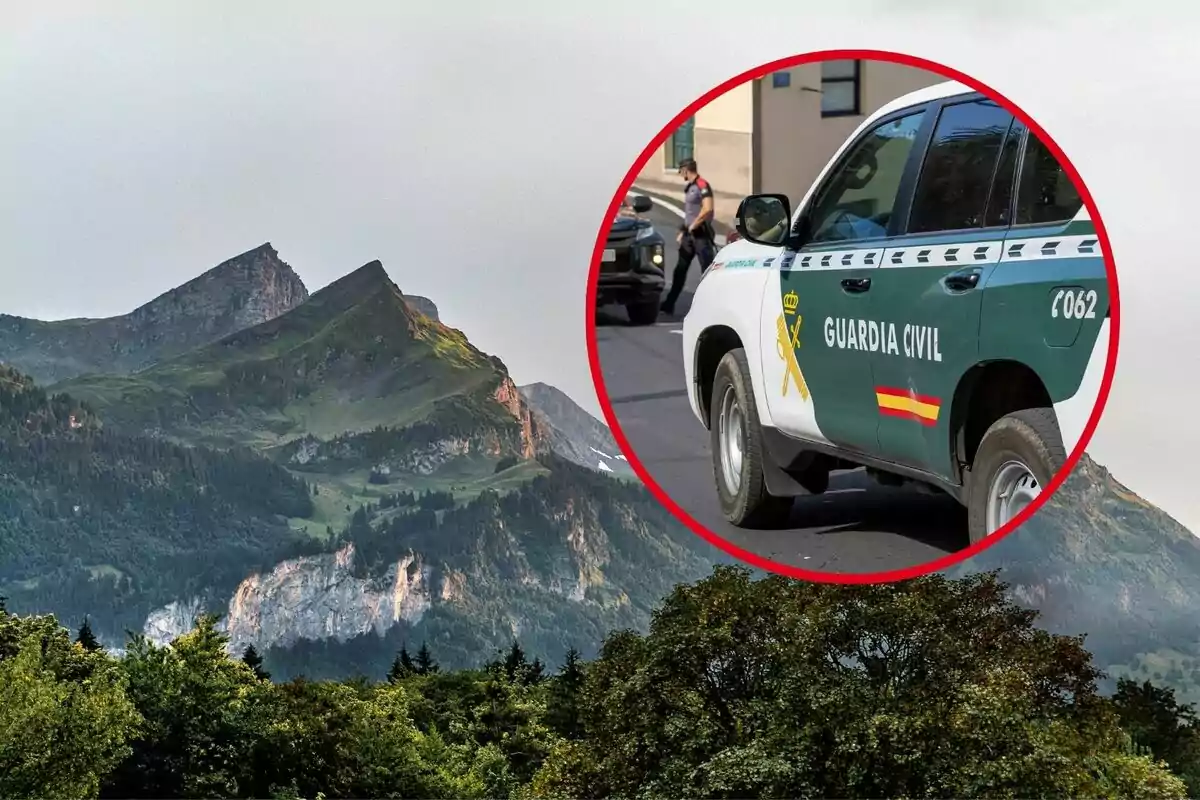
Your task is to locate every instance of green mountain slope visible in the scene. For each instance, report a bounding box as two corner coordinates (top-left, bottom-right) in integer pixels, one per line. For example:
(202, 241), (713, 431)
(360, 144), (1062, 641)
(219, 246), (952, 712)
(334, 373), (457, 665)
(0, 364), (319, 635)
(201, 453), (719, 678)
(56, 260), (522, 451)
(3, 252), (723, 669)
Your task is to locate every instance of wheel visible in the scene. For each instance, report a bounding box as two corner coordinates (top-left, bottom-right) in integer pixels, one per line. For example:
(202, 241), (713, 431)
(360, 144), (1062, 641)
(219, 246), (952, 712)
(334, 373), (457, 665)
(965, 407), (1067, 545)
(708, 348), (794, 528)
(626, 300), (659, 326)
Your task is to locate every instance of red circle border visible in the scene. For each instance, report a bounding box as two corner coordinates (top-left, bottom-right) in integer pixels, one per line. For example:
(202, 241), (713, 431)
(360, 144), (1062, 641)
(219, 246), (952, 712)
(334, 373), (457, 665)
(584, 48), (1121, 584)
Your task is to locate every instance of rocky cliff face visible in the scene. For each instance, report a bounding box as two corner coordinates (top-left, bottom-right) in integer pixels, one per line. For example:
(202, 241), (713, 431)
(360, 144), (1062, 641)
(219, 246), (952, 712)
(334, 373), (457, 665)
(520, 382), (633, 477)
(403, 295), (439, 322)
(137, 455), (717, 673)
(141, 543), (434, 654)
(0, 243), (309, 384)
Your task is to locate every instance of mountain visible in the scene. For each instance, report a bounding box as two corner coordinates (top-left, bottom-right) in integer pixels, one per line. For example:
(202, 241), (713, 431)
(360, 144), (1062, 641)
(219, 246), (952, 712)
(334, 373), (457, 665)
(146, 453), (713, 678)
(948, 453), (1200, 699)
(0, 362), (319, 636)
(0, 243), (309, 385)
(519, 382), (635, 478)
(404, 294), (440, 322)
(55, 260), (542, 457)
(0, 247), (722, 675)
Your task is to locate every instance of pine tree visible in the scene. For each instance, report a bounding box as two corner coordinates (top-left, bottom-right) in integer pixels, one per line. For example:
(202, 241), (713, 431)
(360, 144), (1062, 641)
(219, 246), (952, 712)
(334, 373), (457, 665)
(528, 656), (546, 685)
(75, 615), (101, 652)
(415, 641), (439, 675)
(241, 644), (270, 680)
(504, 640), (527, 683)
(547, 646), (587, 739)
(388, 645), (416, 683)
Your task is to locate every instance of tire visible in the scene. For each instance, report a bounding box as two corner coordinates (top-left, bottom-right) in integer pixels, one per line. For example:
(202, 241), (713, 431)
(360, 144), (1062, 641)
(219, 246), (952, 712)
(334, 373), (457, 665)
(965, 407), (1067, 545)
(708, 348), (794, 528)
(626, 300), (659, 326)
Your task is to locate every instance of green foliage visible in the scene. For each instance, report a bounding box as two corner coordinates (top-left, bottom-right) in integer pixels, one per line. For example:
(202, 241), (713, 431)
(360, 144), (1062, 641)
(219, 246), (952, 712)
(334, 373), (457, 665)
(526, 566), (1187, 799)
(1, 567), (1196, 799)
(76, 615), (102, 653)
(0, 609), (141, 799)
(242, 644), (270, 681)
(1112, 678), (1200, 795)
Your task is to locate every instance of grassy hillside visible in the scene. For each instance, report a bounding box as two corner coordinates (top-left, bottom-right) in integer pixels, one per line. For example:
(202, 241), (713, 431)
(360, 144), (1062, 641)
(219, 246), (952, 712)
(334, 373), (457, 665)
(56, 261), (512, 450)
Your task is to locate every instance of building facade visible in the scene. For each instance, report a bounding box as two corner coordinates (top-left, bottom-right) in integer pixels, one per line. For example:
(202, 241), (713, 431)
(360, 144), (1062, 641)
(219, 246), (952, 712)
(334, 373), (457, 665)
(636, 59), (945, 219)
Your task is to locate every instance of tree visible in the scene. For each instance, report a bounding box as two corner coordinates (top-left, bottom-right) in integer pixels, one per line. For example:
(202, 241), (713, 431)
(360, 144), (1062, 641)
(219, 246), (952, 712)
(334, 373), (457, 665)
(242, 643), (271, 681)
(75, 615), (102, 652)
(0, 615), (140, 799)
(546, 647), (586, 740)
(415, 642), (439, 675)
(503, 640), (527, 683)
(103, 615), (264, 798)
(388, 645), (416, 683)
(528, 566), (1188, 799)
(1112, 678), (1200, 795)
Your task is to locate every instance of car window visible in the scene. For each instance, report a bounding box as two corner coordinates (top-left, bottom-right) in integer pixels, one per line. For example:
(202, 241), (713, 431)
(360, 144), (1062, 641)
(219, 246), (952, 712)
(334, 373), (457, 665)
(1015, 131), (1083, 225)
(906, 99), (1015, 234)
(984, 118), (1026, 228)
(805, 110), (926, 246)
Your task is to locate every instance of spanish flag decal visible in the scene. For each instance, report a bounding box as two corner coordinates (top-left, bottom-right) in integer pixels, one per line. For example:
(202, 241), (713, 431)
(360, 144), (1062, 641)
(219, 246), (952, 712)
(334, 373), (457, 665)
(876, 386), (941, 426)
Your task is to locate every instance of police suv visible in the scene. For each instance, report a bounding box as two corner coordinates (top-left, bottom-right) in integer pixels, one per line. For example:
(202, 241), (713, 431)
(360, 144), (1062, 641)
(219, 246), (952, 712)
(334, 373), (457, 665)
(681, 81), (1110, 544)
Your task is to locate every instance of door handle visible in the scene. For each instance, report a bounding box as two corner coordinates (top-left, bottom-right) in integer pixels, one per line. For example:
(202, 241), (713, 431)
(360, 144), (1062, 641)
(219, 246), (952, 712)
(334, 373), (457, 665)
(841, 277), (872, 293)
(943, 268), (981, 292)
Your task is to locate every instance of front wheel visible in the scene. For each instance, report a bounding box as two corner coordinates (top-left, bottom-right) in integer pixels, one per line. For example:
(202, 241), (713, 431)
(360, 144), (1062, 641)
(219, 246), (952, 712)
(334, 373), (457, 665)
(626, 300), (659, 326)
(709, 348), (793, 528)
(965, 407), (1066, 545)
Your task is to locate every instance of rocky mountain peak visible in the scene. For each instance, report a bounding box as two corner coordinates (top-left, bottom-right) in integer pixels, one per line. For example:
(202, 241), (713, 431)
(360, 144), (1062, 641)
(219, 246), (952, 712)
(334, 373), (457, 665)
(126, 242), (309, 333)
(0, 244), (310, 385)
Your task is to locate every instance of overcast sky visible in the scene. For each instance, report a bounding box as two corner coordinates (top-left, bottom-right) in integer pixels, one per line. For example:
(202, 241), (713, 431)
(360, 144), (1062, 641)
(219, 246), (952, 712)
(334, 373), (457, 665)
(3, 0), (1198, 533)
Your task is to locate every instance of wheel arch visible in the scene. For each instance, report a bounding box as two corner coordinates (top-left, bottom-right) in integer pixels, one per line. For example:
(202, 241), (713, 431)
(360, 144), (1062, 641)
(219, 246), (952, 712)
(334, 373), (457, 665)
(948, 359), (1055, 484)
(693, 324), (744, 430)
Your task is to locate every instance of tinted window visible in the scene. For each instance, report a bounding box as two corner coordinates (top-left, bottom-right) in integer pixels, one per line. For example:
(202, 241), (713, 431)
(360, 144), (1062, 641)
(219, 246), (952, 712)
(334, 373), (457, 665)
(907, 99), (1015, 234)
(806, 110), (925, 245)
(984, 118), (1026, 228)
(1015, 132), (1082, 225)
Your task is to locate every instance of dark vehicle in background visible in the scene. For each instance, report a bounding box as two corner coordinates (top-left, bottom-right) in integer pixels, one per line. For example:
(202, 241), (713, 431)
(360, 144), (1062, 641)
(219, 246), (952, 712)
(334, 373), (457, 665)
(596, 194), (666, 325)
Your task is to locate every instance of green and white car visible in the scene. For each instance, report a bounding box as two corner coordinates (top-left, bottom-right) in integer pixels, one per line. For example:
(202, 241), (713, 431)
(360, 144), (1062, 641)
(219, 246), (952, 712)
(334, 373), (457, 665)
(681, 80), (1111, 544)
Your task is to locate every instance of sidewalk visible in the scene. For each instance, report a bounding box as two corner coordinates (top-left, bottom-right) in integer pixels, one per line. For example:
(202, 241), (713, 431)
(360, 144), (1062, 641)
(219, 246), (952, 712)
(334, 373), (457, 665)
(631, 177), (741, 235)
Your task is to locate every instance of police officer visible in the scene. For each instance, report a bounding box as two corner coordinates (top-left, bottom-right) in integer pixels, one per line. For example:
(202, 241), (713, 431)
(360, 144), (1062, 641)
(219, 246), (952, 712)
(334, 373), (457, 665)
(661, 158), (716, 316)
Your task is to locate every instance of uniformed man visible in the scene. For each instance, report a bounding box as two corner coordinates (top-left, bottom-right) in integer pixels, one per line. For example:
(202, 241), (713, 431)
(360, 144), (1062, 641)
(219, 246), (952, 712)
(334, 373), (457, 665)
(661, 158), (716, 316)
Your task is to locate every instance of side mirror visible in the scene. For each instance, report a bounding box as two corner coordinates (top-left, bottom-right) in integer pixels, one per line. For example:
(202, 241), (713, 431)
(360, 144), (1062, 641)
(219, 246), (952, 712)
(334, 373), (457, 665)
(734, 193), (792, 246)
(629, 195), (653, 214)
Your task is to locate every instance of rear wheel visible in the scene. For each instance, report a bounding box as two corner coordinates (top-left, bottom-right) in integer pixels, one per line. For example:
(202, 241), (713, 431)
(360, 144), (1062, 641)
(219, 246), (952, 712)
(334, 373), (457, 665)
(966, 407), (1066, 544)
(709, 348), (793, 528)
(626, 300), (659, 326)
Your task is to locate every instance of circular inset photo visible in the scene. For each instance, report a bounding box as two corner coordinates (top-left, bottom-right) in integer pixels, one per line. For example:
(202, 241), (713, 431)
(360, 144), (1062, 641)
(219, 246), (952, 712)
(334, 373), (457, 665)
(587, 50), (1119, 582)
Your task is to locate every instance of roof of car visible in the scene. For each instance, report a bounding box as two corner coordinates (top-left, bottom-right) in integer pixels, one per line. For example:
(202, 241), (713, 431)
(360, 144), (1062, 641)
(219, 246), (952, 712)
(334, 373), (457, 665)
(871, 80), (973, 120)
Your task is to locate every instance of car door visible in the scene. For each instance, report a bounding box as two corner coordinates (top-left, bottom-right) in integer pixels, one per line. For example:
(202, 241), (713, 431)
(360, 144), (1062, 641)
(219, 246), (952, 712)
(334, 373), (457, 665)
(759, 106), (930, 456)
(868, 96), (1021, 478)
(982, 128), (1106, 456)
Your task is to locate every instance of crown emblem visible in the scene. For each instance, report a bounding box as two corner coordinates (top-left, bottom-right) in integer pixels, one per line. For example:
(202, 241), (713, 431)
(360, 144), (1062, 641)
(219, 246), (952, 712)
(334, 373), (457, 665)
(782, 290), (799, 312)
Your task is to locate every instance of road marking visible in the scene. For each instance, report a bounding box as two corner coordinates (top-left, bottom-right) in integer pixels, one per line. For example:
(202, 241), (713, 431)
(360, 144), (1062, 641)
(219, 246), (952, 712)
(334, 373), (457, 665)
(670, 329), (683, 335)
(633, 187), (685, 219)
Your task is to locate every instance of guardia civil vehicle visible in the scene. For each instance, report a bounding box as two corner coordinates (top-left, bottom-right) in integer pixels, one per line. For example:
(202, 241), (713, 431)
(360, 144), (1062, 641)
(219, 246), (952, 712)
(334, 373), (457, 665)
(682, 81), (1110, 544)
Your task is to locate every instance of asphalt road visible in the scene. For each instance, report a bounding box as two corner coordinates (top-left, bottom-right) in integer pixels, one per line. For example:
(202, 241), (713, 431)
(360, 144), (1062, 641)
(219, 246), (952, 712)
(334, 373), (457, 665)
(593, 201), (969, 575)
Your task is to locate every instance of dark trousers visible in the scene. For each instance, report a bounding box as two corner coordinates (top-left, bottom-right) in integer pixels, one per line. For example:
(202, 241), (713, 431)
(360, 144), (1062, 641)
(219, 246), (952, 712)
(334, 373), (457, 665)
(662, 231), (716, 311)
